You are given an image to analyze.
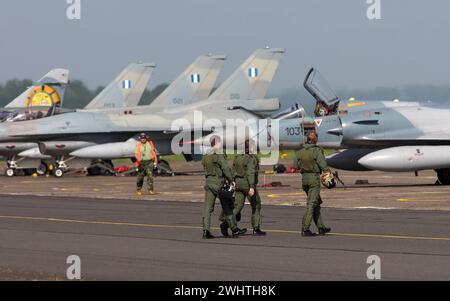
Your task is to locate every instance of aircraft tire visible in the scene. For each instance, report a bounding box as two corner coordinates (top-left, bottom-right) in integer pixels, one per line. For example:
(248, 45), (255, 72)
(36, 162), (48, 175)
(5, 168), (15, 177)
(54, 168), (64, 178)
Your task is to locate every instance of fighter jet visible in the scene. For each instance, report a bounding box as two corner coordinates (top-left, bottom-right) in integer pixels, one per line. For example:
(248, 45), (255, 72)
(5, 62), (156, 176)
(0, 48), (286, 177)
(68, 48), (286, 167)
(72, 54), (227, 175)
(301, 68), (450, 185)
(0, 69), (70, 176)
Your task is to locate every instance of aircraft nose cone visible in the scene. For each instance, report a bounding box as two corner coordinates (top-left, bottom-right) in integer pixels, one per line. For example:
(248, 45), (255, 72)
(357, 156), (373, 169)
(358, 151), (392, 170)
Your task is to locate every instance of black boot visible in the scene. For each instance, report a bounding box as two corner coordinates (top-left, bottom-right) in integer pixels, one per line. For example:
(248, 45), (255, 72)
(220, 222), (230, 237)
(253, 228), (267, 236)
(301, 230), (316, 237)
(202, 230), (215, 239)
(318, 227), (331, 235)
(231, 227), (247, 237)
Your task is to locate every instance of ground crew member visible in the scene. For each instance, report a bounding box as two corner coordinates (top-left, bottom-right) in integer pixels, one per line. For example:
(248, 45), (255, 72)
(135, 133), (158, 196)
(201, 136), (246, 239)
(221, 139), (266, 236)
(294, 131), (332, 237)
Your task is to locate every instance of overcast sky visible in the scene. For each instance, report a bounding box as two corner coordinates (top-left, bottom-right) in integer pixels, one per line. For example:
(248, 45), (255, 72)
(0, 0), (449, 93)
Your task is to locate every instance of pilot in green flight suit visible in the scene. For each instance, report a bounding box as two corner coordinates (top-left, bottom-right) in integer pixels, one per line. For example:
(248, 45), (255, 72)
(201, 136), (246, 239)
(294, 131), (332, 237)
(222, 139), (266, 236)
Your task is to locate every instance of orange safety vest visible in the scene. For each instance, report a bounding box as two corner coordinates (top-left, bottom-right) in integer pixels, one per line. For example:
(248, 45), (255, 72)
(135, 141), (156, 167)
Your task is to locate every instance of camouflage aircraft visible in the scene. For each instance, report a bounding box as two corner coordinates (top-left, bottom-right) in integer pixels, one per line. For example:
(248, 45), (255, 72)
(0, 48), (288, 177)
(3, 62), (156, 176)
(301, 68), (450, 185)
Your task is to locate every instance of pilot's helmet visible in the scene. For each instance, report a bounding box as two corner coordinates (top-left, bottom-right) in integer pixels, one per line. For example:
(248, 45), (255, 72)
(138, 133), (148, 140)
(321, 171), (337, 189)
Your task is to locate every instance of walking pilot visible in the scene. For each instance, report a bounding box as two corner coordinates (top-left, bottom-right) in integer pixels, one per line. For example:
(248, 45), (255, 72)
(135, 133), (158, 196)
(295, 131), (332, 237)
(220, 139), (266, 236)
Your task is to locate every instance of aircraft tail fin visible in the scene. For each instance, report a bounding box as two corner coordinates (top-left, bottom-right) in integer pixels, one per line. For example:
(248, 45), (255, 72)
(5, 68), (70, 109)
(209, 47), (285, 101)
(149, 54), (226, 108)
(85, 62), (156, 109)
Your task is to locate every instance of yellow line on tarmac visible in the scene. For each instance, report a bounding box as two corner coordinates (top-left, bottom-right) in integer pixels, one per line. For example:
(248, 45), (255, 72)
(0, 215), (203, 230)
(329, 232), (450, 241)
(0, 215), (449, 242)
(397, 198), (450, 202)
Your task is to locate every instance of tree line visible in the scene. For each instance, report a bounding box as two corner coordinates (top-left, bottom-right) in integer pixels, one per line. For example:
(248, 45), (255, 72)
(1, 78), (450, 113)
(0, 79), (169, 109)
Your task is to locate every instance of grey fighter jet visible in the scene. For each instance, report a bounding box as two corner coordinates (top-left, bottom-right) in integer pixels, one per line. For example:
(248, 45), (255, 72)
(302, 68), (450, 185)
(5, 62), (156, 176)
(0, 68), (70, 176)
(68, 48), (286, 166)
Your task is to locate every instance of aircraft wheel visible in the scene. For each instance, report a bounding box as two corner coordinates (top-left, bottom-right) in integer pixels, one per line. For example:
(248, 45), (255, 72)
(437, 169), (450, 185)
(54, 168), (64, 178)
(5, 168), (15, 177)
(36, 163), (48, 175)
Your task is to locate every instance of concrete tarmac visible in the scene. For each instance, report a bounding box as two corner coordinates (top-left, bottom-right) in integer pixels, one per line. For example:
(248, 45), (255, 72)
(0, 195), (449, 280)
(1, 162), (450, 210)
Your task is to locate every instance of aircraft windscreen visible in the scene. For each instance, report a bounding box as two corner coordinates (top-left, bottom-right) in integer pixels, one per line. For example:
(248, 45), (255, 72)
(0, 106), (54, 123)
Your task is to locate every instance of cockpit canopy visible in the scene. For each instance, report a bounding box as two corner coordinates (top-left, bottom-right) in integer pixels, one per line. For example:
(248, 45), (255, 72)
(0, 105), (58, 123)
(303, 68), (340, 117)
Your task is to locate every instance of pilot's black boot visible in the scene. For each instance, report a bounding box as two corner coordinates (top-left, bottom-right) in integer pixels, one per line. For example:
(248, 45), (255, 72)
(318, 227), (331, 235)
(301, 230), (316, 237)
(220, 222), (230, 237)
(231, 227), (247, 237)
(253, 228), (267, 236)
(202, 230), (215, 239)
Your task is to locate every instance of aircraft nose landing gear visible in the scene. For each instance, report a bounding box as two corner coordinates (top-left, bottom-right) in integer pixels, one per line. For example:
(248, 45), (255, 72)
(54, 158), (68, 178)
(5, 157), (18, 177)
